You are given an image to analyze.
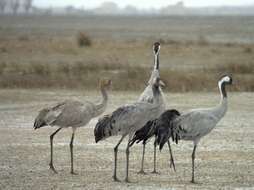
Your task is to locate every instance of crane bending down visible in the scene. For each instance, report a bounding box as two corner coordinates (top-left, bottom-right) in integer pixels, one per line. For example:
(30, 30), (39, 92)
(130, 109), (180, 171)
(165, 75), (232, 183)
(34, 79), (112, 174)
(94, 77), (164, 182)
(131, 42), (173, 174)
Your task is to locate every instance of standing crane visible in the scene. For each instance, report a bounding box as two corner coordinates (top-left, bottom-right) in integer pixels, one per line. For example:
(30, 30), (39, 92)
(94, 77), (165, 182)
(34, 79), (112, 174)
(131, 42), (174, 174)
(161, 75), (232, 183)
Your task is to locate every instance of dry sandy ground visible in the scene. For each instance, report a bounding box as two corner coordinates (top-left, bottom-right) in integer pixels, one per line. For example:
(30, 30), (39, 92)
(0, 90), (253, 190)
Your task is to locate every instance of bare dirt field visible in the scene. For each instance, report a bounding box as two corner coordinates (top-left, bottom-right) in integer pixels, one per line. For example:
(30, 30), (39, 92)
(0, 89), (253, 190)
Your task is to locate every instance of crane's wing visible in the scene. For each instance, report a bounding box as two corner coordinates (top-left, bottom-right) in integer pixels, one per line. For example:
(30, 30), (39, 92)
(109, 102), (155, 134)
(172, 110), (216, 141)
(44, 102), (67, 125)
(52, 100), (95, 127)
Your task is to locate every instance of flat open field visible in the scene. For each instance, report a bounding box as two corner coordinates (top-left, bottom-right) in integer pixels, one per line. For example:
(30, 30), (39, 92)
(0, 90), (253, 189)
(0, 15), (254, 189)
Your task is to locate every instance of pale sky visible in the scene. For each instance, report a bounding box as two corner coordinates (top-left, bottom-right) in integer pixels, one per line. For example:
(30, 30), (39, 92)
(34, 0), (254, 9)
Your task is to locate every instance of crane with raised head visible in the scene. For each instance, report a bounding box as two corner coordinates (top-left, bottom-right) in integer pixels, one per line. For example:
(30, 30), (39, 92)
(161, 75), (232, 183)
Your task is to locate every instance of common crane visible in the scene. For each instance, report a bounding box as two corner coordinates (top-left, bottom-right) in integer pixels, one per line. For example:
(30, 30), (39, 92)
(160, 75), (233, 183)
(132, 42), (174, 174)
(94, 77), (164, 182)
(34, 79), (112, 174)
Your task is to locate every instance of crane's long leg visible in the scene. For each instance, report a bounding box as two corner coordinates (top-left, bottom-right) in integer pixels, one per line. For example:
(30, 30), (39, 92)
(138, 143), (147, 174)
(70, 129), (76, 175)
(49, 127), (62, 173)
(167, 140), (176, 172)
(113, 135), (126, 182)
(191, 144), (197, 183)
(151, 141), (159, 174)
(125, 136), (132, 183)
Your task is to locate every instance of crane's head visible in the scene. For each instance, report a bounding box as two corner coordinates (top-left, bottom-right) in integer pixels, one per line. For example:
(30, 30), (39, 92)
(153, 42), (160, 55)
(218, 75), (233, 98)
(100, 79), (112, 90)
(218, 75), (233, 86)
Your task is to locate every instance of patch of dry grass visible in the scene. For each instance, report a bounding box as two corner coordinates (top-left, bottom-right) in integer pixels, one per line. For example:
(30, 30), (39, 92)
(77, 32), (92, 47)
(0, 15), (254, 92)
(0, 60), (253, 91)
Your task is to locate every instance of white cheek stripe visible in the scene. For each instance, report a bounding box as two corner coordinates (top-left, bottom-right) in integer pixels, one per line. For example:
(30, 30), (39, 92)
(154, 55), (158, 70)
(222, 76), (230, 83)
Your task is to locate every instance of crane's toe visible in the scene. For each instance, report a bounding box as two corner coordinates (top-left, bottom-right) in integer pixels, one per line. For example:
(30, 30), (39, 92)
(113, 176), (121, 182)
(151, 170), (160, 175)
(124, 178), (131, 183)
(190, 180), (199, 184)
(137, 170), (147, 175)
(70, 171), (78, 175)
(49, 164), (58, 174)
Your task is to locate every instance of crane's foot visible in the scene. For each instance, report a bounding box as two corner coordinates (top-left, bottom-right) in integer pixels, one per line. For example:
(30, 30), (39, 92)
(49, 163), (58, 174)
(70, 171), (78, 175)
(113, 176), (121, 182)
(151, 170), (160, 175)
(124, 178), (131, 183)
(191, 178), (198, 184)
(137, 170), (147, 175)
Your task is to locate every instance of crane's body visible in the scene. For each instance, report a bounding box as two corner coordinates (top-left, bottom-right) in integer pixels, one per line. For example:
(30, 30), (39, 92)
(132, 42), (168, 174)
(169, 75), (232, 183)
(34, 79), (112, 174)
(35, 100), (104, 129)
(94, 77), (164, 182)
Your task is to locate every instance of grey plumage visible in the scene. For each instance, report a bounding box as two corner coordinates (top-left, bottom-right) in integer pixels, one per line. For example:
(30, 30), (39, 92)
(170, 75), (233, 183)
(94, 77), (164, 182)
(133, 42), (168, 174)
(34, 79), (112, 174)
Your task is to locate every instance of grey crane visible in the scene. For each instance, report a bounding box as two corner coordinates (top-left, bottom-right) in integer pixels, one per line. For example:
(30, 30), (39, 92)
(132, 42), (171, 174)
(169, 75), (232, 183)
(34, 79), (112, 174)
(94, 77), (165, 182)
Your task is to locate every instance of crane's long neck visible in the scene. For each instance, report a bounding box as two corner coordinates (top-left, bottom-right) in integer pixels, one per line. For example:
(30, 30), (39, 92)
(94, 86), (108, 117)
(148, 53), (160, 85)
(154, 52), (159, 70)
(213, 82), (228, 120)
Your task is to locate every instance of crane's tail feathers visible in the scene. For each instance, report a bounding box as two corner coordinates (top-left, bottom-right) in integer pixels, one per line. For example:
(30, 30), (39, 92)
(171, 127), (181, 144)
(155, 127), (169, 151)
(154, 109), (181, 150)
(94, 115), (112, 143)
(129, 120), (156, 147)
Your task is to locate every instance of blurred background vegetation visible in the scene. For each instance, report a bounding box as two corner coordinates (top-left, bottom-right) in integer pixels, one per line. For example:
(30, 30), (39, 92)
(0, 15), (253, 92)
